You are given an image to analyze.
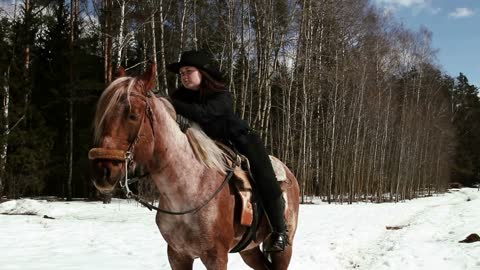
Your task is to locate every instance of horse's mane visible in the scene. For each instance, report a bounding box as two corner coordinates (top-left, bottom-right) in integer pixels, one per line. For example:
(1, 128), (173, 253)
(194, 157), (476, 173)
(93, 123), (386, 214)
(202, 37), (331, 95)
(159, 98), (228, 174)
(185, 124), (228, 174)
(94, 76), (228, 174)
(94, 76), (137, 144)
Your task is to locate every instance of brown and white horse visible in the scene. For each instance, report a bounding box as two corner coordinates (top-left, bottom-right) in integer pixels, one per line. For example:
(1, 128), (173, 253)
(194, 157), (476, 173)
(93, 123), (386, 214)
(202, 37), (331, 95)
(89, 65), (299, 270)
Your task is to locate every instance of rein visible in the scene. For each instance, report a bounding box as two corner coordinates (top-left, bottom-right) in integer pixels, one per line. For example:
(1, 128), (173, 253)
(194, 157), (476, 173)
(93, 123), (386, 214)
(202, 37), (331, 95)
(123, 156), (236, 214)
(89, 91), (238, 215)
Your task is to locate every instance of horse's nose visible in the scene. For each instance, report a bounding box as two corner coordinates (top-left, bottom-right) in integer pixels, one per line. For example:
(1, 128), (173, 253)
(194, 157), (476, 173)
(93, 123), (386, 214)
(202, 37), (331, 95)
(96, 159), (121, 169)
(93, 159), (121, 181)
(100, 162), (111, 180)
(91, 159), (123, 192)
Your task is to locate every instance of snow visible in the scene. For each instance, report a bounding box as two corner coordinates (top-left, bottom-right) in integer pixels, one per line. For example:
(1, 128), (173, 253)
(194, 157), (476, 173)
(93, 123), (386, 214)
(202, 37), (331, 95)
(1, 188), (479, 270)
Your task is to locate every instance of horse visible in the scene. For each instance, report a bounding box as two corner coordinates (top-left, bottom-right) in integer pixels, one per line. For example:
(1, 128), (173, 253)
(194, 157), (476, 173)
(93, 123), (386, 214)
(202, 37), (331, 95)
(89, 64), (300, 270)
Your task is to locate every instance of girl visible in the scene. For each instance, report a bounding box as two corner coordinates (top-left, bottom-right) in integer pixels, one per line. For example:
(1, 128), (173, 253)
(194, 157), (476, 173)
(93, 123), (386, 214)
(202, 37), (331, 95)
(167, 50), (287, 252)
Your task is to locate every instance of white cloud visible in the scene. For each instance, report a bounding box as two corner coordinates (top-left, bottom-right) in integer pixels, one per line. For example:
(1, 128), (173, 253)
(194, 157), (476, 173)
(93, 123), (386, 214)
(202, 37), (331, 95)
(448, 8), (475, 19)
(376, 0), (426, 8)
(431, 7), (442, 15)
(374, 0), (438, 15)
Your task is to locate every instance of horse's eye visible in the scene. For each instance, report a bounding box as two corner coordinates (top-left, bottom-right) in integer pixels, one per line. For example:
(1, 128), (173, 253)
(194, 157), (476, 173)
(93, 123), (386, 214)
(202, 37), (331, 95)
(128, 113), (138, 121)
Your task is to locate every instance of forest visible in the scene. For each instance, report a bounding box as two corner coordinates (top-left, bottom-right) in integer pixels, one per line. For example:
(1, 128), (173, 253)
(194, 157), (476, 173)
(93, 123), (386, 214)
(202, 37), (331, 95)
(0, 0), (479, 203)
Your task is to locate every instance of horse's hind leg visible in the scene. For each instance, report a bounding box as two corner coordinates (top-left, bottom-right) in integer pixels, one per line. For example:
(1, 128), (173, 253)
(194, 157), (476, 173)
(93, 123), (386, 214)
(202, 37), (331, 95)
(239, 247), (272, 270)
(270, 244), (293, 270)
(167, 245), (194, 270)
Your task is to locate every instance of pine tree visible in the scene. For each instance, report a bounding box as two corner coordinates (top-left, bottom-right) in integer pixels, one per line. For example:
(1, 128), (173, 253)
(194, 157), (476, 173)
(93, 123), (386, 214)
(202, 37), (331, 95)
(451, 73), (480, 186)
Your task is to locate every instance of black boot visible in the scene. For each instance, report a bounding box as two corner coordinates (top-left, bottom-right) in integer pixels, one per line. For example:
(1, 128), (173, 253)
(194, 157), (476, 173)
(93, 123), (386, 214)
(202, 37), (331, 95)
(263, 195), (288, 252)
(267, 231), (288, 252)
(230, 131), (288, 252)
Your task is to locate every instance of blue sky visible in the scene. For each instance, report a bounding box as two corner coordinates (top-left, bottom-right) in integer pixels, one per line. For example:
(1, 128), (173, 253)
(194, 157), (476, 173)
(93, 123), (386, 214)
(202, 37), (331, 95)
(374, 0), (480, 87)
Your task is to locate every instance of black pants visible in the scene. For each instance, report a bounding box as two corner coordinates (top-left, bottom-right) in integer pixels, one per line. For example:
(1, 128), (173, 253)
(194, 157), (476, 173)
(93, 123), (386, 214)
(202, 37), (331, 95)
(231, 130), (286, 232)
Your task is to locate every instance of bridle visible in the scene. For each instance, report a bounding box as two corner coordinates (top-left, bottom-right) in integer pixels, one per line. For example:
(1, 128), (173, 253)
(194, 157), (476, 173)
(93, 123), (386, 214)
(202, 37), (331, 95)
(89, 89), (237, 215)
(125, 91), (156, 156)
(89, 89), (156, 198)
(118, 91), (156, 198)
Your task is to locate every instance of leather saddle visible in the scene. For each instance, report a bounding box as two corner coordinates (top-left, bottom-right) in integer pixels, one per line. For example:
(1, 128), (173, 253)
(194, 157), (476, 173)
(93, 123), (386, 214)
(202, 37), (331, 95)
(216, 143), (287, 227)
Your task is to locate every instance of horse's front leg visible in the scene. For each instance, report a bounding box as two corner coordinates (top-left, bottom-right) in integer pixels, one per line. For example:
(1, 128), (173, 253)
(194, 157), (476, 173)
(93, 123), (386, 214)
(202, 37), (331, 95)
(167, 245), (194, 270)
(199, 247), (229, 270)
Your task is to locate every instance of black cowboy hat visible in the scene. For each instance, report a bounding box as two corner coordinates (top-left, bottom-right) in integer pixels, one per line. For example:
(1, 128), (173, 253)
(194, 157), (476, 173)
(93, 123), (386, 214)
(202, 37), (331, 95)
(167, 50), (223, 81)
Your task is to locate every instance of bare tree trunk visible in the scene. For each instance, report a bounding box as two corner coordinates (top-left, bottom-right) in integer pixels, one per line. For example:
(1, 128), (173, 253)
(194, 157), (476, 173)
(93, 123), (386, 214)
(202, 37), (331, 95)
(174, 0), (189, 89)
(24, 0), (31, 110)
(0, 1), (20, 196)
(384, 85), (393, 200)
(328, 51), (339, 203)
(239, 0), (246, 116)
(226, 0), (236, 110)
(115, 0), (125, 69)
(314, 4), (326, 197)
(192, 0), (197, 50)
(179, 0), (188, 52)
(0, 68), (10, 196)
(104, 0), (113, 83)
(66, 0), (79, 201)
(157, 0), (169, 93)
(67, 96), (73, 200)
(142, 24), (147, 71)
(239, 0), (251, 121)
(350, 63), (367, 203)
(150, 11), (160, 94)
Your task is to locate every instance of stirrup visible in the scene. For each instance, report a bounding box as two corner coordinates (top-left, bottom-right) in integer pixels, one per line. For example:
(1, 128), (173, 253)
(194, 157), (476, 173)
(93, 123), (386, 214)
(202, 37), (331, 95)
(264, 232), (288, 253)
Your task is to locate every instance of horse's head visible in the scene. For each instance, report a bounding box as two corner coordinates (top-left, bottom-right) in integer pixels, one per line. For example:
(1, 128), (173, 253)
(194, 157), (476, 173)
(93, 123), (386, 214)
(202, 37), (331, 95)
(89, 64), (160, 193)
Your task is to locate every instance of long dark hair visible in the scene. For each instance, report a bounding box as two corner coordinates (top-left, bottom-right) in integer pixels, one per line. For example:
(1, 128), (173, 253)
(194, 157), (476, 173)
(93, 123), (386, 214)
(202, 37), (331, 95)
(198, 69), (226, 98)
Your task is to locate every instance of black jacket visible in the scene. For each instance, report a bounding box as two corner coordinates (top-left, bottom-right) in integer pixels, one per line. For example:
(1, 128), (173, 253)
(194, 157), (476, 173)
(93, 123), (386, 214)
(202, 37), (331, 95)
(170, 87), (249, 142)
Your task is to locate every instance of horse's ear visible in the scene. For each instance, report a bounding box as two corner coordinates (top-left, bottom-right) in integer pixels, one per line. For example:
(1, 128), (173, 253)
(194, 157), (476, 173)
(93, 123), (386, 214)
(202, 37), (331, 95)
(115, 66), (127, 78)
(141, 62), (156, 92)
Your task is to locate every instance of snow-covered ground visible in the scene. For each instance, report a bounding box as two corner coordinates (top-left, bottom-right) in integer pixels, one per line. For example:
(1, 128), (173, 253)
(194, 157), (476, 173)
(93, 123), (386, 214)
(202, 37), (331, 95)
(1, 188), (479, 270)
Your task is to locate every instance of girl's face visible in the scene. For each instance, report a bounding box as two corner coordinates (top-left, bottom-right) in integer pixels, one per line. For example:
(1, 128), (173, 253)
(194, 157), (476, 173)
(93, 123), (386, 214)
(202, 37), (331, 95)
(179, 66), (202, 91)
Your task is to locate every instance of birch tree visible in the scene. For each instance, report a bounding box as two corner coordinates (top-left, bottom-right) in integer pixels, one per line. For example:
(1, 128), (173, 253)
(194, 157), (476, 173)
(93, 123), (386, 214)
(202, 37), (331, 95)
(103, 0), (113, 83)
(0, 0), (20, 196)
(64, 0), (80, 200)
(0, 67), (9, 196)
